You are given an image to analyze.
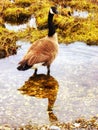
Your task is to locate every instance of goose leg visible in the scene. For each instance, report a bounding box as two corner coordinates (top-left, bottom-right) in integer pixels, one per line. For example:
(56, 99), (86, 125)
(47, 65), (50, 75)
(33, 68), (38, 75)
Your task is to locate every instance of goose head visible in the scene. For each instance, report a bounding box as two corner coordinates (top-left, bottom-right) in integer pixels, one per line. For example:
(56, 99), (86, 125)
(49, 6), (58, 15)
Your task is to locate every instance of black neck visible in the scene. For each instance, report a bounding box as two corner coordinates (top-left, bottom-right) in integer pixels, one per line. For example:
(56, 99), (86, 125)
(48, 12), (55, 37)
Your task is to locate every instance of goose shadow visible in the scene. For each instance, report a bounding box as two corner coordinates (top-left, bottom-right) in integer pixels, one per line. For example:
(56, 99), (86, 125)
(18, 74), (59, 122)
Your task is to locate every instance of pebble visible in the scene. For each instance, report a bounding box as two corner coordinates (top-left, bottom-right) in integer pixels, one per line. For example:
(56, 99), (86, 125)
(73, 123), (80, 128)
(49, 125), (61, 130)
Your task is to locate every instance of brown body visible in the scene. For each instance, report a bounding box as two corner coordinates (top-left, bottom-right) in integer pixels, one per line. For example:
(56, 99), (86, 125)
(18, 33), (58, 70)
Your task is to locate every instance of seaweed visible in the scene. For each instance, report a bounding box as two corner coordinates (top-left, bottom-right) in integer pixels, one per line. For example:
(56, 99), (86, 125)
(3, 7), (32, 24)
(0, 27), (18, 58)
(15, 0), (33, 7)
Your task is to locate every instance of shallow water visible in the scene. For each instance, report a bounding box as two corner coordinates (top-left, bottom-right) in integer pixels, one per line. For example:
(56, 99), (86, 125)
(0, 41), (98, 127)
(72, 10), (89, 18)
(5, 16), (37, 32)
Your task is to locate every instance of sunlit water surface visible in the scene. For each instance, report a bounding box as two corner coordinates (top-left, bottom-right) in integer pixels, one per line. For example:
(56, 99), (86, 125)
(5, 16), (37, 32)
(0, 40), (98, 127)
(72, 10), (89, 18)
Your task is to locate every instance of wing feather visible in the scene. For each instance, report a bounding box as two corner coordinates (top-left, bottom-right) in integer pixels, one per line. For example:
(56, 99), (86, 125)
(19, 37), (58, 66)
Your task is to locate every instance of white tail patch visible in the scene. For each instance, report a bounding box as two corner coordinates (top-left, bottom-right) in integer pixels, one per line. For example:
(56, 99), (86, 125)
(32, 62), (44, 69)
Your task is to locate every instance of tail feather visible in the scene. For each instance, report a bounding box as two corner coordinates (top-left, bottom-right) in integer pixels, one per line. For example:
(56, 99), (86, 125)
(17, 63), (32, 71)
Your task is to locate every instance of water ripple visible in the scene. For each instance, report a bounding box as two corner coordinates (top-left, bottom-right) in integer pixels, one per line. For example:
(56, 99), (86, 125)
(0, 41), (98, 126)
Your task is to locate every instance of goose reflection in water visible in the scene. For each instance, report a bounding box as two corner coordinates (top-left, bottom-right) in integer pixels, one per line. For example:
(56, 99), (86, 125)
(18, 74), (59, 122)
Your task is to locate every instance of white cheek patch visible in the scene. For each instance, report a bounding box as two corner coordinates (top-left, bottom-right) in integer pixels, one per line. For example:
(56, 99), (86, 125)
(50, 8), (54, 14)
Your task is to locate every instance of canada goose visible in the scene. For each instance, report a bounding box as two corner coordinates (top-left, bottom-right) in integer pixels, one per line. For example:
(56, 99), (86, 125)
(17, 6), (59, 75)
